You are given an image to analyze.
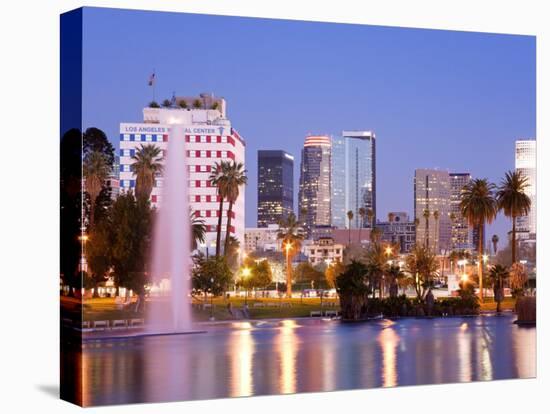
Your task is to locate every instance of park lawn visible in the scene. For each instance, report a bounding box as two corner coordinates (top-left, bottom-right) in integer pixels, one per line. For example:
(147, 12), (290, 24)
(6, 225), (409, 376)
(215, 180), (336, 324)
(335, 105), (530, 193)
(479, 297), (516, 312)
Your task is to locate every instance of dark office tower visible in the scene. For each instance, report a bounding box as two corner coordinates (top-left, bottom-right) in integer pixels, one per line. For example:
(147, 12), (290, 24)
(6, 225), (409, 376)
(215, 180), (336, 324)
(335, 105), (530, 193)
(298, 135), (332, 236)
(257, 150), (294, 227)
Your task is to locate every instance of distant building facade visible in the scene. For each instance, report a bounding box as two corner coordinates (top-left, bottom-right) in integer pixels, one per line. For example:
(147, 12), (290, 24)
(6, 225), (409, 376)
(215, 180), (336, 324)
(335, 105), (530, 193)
(298, 135), (332, 236)
(257, 150), (294, 227)
(515, 140), (536, 236)
(377, 212), (416, 253)
(414, 169), (451, 253)
(244, 224), (281, 253)
(331, 131), (376, 229)
(302, 237), (344, 266)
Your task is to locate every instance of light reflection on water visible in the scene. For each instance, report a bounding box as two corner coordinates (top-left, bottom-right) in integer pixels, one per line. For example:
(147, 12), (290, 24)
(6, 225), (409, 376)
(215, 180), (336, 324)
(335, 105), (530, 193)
(73, 315), (535, 406)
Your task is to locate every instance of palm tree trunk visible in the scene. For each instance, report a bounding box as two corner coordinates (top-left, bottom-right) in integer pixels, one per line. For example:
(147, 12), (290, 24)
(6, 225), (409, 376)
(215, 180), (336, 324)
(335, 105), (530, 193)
(358, 225), (362, 244)
(224, 201), (234, 255)
(286, 251), (292, 298)
(478, 223), (484, 302)
(215, 198), (224, 257)
(511, 215), (516, 264)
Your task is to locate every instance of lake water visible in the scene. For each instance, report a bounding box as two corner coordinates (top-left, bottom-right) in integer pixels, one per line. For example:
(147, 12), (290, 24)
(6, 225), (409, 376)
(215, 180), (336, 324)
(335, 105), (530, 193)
(63, 315), (535, 406)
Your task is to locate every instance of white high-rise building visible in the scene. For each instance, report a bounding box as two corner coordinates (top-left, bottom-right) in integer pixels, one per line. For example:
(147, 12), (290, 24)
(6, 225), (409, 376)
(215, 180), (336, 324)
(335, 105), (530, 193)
(119, 94), (246, 252)
(515, 139), (536, 235)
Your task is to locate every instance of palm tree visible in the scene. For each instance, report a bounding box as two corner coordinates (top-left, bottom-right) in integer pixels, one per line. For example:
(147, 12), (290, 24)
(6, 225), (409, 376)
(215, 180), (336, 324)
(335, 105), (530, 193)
(460, 178), (498, 301)
(209, 161), (231, 257)
(509, 262), (528, 296)
(222, 162), (248, 255)
(346, 210), (354, 244)
(433, 210), (440, 253)
(367, 208), (374, 228)
(405, 245), (439, 300)
(496, 171), (531, 264)
(83, 150), (111, 228)
(386, 264), (405, 298)
(190, 211), (206, 251)
(277, 212), (304, 298)
(370, 226), (382, 243)
(358, 207), (367, 243)
(423, 209), (430, 248)
(131, 144), (163, 200)
(491, 234), (499, 255)
(489, 264), (508, 313)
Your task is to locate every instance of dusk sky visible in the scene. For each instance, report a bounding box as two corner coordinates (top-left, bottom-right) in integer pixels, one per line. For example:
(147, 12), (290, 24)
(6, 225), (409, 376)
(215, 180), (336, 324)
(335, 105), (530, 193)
(81, 7), (536, 244)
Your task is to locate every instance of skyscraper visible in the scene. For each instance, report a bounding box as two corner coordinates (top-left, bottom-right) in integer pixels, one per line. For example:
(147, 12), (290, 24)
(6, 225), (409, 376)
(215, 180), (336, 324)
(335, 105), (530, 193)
(414, 169), (451, 253)
(331, 130), (376, 228)
(298, 135), (331, 236)
(515, 140), (536, 236)
(449, 172), (472, 250)
(257, 150), (294, 227)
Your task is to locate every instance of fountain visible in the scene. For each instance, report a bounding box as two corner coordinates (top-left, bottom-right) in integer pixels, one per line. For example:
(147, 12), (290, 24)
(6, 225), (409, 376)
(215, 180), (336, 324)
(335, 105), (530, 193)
(148, 123), (194, 333)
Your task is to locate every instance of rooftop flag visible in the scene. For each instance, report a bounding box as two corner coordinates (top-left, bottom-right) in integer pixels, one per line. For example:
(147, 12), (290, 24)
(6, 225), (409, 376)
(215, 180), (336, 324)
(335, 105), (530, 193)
(148, 72), (155, 86)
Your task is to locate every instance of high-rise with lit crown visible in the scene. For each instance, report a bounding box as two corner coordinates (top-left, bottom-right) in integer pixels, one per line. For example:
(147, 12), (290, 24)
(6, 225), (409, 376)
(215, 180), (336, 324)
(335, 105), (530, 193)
(298, 135), (331, 236)
(119, 93), (246, 252)
(257, 150), (294, 227)
(414, 169), (451, 254)
(515, 139), (536, 236)
(331, 130), (376, 228)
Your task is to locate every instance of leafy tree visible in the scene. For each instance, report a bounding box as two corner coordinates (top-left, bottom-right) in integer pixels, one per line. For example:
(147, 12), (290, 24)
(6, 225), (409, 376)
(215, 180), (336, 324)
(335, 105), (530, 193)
(85, 216), (111, 297)
(131, 144), (163, 200)
(325, 261), (344, 289)
(179, 100), (188, 109)
(109, 193), (153, 295)
(277, 212), (304, 297)
(149, 101), (160, 108)
(251, 259), (273, 291)
(509, 262), (528, 296)
(192, 256), (233, 301)
(496, 171), (531, 264)
(294, 262), (325, 289)
(460, 178), (498, 300)
(192, 99), (202, 108)
(161, 99), (172, 108)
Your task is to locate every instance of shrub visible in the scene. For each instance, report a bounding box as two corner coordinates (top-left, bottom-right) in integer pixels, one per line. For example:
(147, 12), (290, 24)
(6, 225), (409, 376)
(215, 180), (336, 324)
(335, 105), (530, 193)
(148, 101), (160, 108)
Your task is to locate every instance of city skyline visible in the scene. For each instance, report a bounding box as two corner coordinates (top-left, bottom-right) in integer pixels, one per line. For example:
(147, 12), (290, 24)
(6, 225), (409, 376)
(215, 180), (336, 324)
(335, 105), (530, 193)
(81, 8), (536, 243)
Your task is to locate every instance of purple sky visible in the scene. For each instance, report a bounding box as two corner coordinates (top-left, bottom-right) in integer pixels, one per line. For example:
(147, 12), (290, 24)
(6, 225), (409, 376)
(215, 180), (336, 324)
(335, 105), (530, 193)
(80, 7), (536, 245)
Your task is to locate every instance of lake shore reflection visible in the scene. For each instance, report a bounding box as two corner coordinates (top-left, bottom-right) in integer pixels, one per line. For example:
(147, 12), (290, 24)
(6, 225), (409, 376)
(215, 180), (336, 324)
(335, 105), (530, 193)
(75, 315), (535, 406)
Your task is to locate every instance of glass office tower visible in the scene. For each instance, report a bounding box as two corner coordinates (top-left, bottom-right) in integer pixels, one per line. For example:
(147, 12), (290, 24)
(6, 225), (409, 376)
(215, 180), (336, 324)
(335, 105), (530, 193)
(331, 130), (376, 229)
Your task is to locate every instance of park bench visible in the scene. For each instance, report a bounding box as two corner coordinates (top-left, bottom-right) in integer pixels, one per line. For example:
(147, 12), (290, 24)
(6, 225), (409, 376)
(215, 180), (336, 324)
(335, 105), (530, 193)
(266, 302), (277, 307)
(324, 310), (339, 317)
(202, 303), (212, 309)
(310, 310), (322, 317)
(280, 302), (292, 308)
(93, 320), (108, 330)
(111, 319), (127, 329)
(129, 318), (144, 327)
(81, 320), (91, 330)
(253, 303), (265, 308)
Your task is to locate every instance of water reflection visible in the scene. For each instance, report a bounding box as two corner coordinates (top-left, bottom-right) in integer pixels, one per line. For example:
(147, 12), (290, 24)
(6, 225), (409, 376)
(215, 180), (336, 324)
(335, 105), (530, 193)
(378, 323), (399, 387)
(72, 315), (535, 406)
(277, 320), (299, 394)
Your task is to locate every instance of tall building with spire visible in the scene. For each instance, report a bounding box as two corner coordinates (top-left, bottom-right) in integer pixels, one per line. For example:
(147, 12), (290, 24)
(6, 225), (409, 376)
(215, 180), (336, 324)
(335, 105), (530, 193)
(298, 135), (332, 236)
(331, 130), (376, 229)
